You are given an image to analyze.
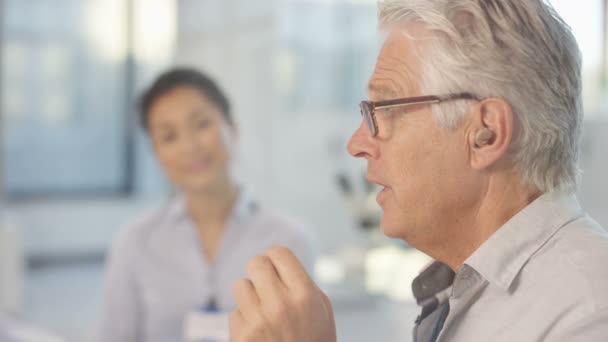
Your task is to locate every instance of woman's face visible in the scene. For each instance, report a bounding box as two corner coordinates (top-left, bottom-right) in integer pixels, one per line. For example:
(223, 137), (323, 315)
(147, 85), (235, 193)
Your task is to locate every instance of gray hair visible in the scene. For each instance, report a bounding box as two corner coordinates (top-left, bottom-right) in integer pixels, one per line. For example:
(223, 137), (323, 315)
(379, 0), (583, 193)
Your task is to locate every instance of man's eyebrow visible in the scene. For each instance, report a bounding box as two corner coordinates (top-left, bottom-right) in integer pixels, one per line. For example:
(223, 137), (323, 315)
(367, 82), (398, 99)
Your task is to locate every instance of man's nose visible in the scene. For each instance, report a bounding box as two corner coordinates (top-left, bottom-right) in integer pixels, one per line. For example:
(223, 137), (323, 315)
(346, 121), (378, 160)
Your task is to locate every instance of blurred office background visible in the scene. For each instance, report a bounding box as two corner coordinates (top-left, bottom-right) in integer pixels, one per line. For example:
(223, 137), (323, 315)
(0, 0), (607, 341)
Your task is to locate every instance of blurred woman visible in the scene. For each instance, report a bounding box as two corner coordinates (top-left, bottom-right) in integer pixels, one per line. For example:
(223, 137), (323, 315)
(96, 68), (314, 342)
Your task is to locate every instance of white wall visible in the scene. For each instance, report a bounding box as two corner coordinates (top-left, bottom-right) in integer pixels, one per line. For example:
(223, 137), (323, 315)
(174, 0), (369, 253)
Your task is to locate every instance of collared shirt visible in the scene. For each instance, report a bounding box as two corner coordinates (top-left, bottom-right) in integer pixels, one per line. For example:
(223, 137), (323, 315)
(413, 192), (608, 342)
(95, 191), (315, 342)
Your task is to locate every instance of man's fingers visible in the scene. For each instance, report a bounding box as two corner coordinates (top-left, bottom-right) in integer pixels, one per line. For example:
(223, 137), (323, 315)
(319, 290), (338, 342)
(321, 290), (336, 328)
(229, 310), (244, 341)
(233, 248), (337, 342)
(321, 290), (334, 315)
(232, 278), (260, 320)
(264, 245), (314, 292)
(247, 255), (284, 309)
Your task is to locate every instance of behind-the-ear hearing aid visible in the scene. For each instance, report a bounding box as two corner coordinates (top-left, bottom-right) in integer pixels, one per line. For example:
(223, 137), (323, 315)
(474, 128), (494, 147)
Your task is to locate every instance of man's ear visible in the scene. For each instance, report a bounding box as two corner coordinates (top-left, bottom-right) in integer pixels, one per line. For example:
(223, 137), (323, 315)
(468, 98), (513, 170)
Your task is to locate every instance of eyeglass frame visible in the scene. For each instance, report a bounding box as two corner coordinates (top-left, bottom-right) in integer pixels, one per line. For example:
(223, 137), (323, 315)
(359, 93), (480, 137)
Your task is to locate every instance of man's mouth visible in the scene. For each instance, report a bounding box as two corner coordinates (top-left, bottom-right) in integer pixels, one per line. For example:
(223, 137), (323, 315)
(367, 177), (390, 204)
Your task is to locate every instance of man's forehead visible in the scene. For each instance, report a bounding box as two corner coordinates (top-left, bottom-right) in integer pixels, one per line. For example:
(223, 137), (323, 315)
(367, 29), (422, 99)
(367, 61), (419, 98)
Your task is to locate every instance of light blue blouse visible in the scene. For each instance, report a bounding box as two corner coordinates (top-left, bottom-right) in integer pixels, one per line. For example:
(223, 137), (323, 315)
(96, 191), (315, 342)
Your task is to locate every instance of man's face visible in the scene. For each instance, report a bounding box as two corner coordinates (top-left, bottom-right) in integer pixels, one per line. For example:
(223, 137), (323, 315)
(347, 27), (480, 248)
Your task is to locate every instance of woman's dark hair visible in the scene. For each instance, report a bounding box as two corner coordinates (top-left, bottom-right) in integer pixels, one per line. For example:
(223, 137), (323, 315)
(138, 67), (233, 130)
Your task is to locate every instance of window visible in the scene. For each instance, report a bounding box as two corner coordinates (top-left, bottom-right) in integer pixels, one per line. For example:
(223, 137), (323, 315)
(552, 0), (605, 117)
(1, 0), (131, 197)
(276, 0), (379, 114)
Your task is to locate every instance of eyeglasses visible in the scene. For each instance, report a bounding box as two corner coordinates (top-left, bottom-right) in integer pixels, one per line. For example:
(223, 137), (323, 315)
(359, 93), (479, 137)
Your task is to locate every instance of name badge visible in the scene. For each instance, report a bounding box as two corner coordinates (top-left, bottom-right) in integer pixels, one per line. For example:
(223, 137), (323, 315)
(183, 309), (230, 342)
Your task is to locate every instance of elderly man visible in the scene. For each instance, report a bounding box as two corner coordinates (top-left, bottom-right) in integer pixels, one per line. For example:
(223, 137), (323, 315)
(230, 0), (608, 341)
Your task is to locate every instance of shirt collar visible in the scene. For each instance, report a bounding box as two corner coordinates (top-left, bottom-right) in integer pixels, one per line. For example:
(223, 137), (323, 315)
(166, 188), (257, 224)
(412, 260), (455, 322)
(465, 192), (584, 291)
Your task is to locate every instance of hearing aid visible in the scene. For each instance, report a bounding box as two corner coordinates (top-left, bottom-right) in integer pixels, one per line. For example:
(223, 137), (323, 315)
(474, 128), (494, 147)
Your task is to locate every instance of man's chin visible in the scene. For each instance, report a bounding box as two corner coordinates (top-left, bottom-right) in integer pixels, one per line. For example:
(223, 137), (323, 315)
(379, 217), (406, 239)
